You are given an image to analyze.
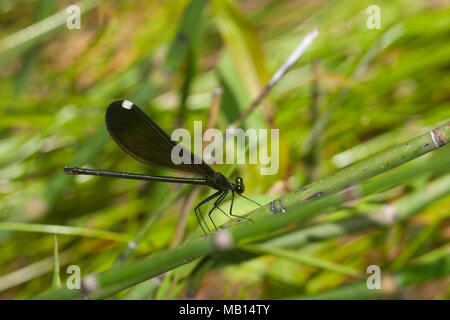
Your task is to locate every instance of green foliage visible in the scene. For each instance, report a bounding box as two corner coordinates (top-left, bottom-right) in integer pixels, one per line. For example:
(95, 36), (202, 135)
(0, 0), (449, 299)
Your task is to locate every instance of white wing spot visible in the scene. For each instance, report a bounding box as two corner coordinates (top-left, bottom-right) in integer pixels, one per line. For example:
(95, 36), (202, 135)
(121, 100), (133, 110)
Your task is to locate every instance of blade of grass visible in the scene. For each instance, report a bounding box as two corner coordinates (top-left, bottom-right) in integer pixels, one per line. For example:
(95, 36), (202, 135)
(301, 23), (405, 154)
(289, 249), (450, 299)
(390, 214), (448, 270)
(238, 243), (362, 278)
(213, 0), (268, 129)
(0, 249), (73, 292)
(32, 121), (450, 299)
(0, 222), (130, 242)
(52, 235), (61, 289)
(0, 0), (99, 65)
(164, 0), (207, 72)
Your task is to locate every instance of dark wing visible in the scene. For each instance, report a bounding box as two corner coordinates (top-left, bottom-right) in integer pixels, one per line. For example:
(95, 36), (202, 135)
(105, 100), (216, 177)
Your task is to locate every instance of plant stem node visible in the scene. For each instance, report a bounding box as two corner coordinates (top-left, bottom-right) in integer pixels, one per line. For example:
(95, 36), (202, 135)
(213, 229), (235, 250)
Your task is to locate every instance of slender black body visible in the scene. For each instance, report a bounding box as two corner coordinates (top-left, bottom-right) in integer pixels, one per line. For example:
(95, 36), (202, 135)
(64, 100), (256, 233)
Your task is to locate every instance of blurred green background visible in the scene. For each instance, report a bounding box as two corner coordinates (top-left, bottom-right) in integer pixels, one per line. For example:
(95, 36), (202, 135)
(0, 0), (449, 299)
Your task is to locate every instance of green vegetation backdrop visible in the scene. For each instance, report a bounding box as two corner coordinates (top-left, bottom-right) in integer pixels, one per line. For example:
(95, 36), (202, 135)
(0, 0), (449, 299)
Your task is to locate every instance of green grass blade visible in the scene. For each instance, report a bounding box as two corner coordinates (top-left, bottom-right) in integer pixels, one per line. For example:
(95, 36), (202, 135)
(0, 222), (130, 242)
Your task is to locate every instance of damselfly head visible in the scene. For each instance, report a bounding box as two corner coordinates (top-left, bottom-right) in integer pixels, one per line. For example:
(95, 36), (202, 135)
(234, 176), (245, 195)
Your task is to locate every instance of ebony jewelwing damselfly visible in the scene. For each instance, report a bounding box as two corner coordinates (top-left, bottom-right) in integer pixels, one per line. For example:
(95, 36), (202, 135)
(63, 31), (319, 233)
(64, 100), (258, 234)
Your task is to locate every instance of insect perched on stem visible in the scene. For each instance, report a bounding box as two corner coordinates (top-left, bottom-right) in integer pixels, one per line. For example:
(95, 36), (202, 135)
(64, 30), (319, 233)
(64, 100), (259, 234)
